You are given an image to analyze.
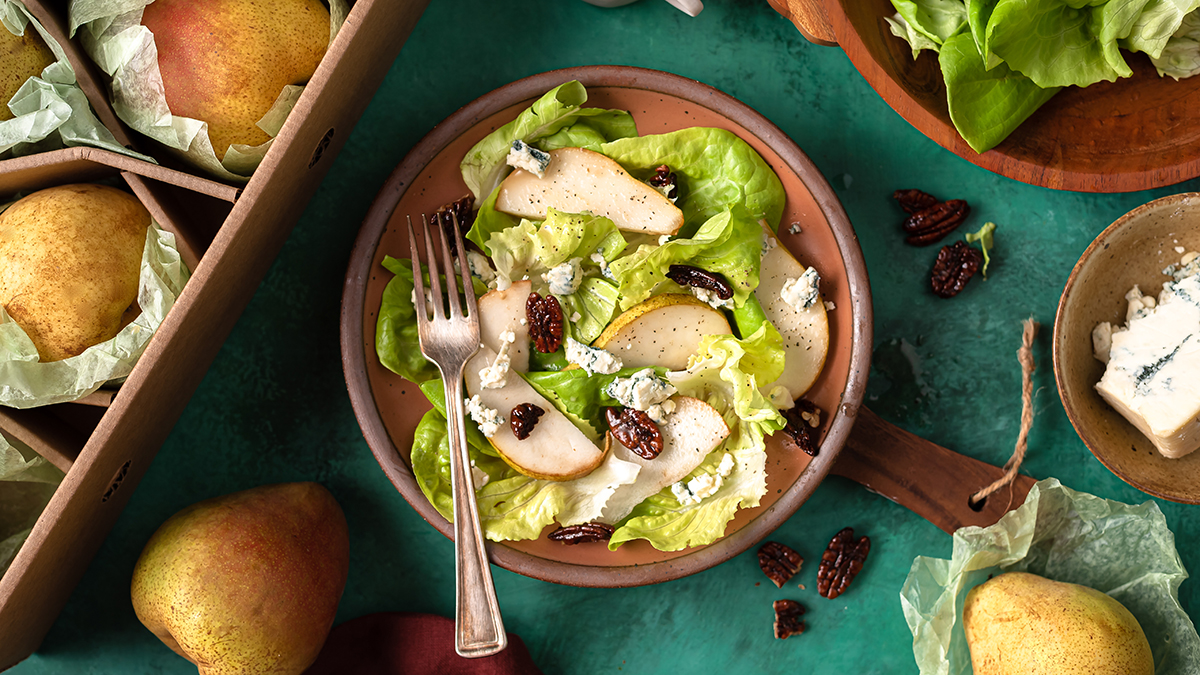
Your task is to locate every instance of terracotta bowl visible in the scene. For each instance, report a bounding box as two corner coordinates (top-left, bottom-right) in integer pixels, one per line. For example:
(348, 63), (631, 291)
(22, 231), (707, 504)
(1054, 193), (1200, 503)
(818, 0), (1200, 193)
(340, 66), (871, 587)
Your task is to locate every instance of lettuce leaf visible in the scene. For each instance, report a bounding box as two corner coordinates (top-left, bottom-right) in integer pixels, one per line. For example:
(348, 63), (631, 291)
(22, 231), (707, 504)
(608, 207), (763, 310)
(600, 128), (786, 234)
(892, 0), (970, 44)
(608, 327), (786, 551)
(1150, 8), (1200, 78)
(459, 80), (637, 204)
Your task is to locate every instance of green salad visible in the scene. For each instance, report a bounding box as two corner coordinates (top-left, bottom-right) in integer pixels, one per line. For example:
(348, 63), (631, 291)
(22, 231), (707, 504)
(375, 81), (831, 552)
(888, 0), (1200, 153)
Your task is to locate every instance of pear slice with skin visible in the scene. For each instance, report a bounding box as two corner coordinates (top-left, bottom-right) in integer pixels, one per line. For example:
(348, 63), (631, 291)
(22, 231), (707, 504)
(495, 147), (684, 236)
(466, 347), (606, 481)
(757, 226), (829, 399)
(600, 396), (730, 523)
(478, 279), (531, 373)
(592, 294), (732, 371)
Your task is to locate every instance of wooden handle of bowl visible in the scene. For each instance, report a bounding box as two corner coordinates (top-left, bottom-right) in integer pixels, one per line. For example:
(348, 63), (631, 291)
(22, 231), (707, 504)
(766, 0), (837, 46)
(832, 408), (1037, 534)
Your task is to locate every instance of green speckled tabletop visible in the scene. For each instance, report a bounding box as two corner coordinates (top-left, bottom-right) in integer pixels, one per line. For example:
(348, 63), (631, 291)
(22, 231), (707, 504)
(12, 0), (1200, 672)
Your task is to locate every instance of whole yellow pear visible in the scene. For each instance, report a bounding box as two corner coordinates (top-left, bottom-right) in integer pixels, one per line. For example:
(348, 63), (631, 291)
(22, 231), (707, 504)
(0, 184), (149, 362)
(141, 0), (330, 160)
(0, 26), (54, 122)
(131, 482), (349, 675)
(963, 572), (1154, 675)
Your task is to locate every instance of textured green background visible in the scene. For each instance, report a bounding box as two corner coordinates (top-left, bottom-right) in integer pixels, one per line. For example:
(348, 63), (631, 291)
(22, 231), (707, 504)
(12, 0), (1200, 672)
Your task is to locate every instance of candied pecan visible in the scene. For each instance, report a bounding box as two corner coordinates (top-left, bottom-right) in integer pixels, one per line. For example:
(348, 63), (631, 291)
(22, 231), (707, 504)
(773, 599), (806, 639)
(647, 164), (679, 200)
(930, 241), (983, 299)
(816, 528), (870, 599)
(758, 541), (804, 588)
(893, 189), (938, 214)
(781, 400), (822, 457)
(665, 264), (734, 300)
(428, 194), (476, 255)
(547, 522), (615, 545)
(526, 292), (564, 353)
(606, 407), (664, 460)
(510, 403), (545, 440)
(903, 199), (970, 246)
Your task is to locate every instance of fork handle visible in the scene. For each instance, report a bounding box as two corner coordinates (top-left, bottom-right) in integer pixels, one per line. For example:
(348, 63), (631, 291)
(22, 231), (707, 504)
(443, 370), (508, 657)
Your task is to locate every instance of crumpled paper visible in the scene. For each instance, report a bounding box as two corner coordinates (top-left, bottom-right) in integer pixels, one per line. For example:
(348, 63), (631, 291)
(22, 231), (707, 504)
(0, 435), (63, 576)
(68, 0), (349, 181)
(0, 0), (150, 160)
(901, 478), (1200, 675)
(0, 218), (189, 407)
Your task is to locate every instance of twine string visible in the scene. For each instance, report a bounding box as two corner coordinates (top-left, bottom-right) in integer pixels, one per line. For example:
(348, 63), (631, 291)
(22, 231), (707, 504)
(970, 317), (1039, 508)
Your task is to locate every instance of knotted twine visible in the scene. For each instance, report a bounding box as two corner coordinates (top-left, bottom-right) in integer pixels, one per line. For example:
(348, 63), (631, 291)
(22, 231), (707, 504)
(969, 317), (1039, 510)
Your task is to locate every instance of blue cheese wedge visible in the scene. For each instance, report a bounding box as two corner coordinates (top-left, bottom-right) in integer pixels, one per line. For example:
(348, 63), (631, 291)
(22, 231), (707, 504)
(506, 140), (551, 178)
(1095, 273), (1200, 458)
(542, 257), (582, 296)
(565, 338), (622, 375)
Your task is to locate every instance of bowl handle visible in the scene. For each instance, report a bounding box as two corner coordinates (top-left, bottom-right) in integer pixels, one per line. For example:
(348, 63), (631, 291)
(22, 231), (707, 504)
(832, 407), (1038, 533)
(766, 0), (837, 47)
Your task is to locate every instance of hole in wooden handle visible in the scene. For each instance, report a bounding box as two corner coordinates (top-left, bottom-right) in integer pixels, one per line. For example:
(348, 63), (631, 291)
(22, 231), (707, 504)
(967, 494), (987, 512)
(309, 128), (336, 169)
(102, 460), (132, 503)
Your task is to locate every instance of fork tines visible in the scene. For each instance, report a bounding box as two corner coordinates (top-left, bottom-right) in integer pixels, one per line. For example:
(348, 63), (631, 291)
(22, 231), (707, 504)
(406, 211), (478, 325)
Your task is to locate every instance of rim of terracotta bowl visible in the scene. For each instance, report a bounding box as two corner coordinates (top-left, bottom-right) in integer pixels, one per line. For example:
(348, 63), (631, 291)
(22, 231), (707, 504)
(1054, 192), (1200, 503)
(340, 65), (873, 587)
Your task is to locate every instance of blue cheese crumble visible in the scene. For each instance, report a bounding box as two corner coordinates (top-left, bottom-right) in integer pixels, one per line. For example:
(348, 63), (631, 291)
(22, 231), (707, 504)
(465, 395), (504, 438)
(470, 460), (490, 488)
(565, 338), (622, 375)
(591, 252), (615, 280)
(478, 330), (516, 389)
(605, 368), (676, 412)
(646, 398), (675, 425)
(691, 286), (733, 310)
(542, 257), (582, 296)
(781, 267), (820, 311)
(465, 250), (496, 286)
(761, 232), (777, 257)
(506, 140), (551, 178)
(671, 453), (736, 506)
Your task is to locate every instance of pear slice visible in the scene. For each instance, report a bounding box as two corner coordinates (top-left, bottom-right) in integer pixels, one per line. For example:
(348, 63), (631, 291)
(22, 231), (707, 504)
(757, 227), (829, 399)
(465, 348), (606, 481)
(600, 396), (730, 523)
(478, 279), (531, 373)
(495, 147), (684, 236)
(592, 293), (731, 371)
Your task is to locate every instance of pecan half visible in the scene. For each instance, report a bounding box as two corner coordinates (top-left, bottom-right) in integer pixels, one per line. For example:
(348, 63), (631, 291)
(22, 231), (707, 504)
(930, 241), (983, 299)
(526, 292), (564, 353)
(773, 599), (806, 639)
(781, 400), (822, 457)
(758, 541), (803, 588)
(903, 199), (970, 246)
(510, 403), (545, 440)
(647, 164), (679, 201)
(547, 522), (615, 545)
(606, 407), (664, 460)
(816, 528), (870, 599)
(665, 264), (734, 301)
(893, 189), (938, 214)
(428, 194), (476, 256)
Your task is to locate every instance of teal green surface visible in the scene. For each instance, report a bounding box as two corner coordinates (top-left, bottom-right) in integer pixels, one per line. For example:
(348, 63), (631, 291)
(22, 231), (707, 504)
(11, 0), (1200, 672)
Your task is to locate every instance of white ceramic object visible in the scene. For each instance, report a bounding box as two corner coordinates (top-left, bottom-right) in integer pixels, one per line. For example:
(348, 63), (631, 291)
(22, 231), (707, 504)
(580, 0), (703, 16)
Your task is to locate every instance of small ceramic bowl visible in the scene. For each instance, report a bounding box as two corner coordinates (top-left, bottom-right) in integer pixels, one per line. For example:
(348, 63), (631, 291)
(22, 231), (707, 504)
(1054, 193), (1200, 503)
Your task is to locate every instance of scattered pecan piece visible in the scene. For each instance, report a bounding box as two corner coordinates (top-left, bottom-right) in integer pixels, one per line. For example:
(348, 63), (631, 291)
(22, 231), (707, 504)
(930, 241), (983, 299)
(510, 403), (545, 440)
(758, 541), (804, 588)
(428, 194), (476, 255)
(526, 292), (564, 353)
(816, 527), (870, 599)
(903, 199), (970, 246)
(893, 189), (938, 214)
(665, 264), (734, 300)
(647, 164), (679, 200)
(781, 400), (822, 456)
(773, 599), (806, 639)
(547, 522), (615, 545)
(606, 407), (664, 460)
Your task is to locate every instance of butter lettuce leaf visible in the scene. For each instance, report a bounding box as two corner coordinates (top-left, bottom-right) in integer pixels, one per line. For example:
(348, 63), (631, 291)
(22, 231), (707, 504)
(893, 0), (970, 44)
(459, 80), (637, 204)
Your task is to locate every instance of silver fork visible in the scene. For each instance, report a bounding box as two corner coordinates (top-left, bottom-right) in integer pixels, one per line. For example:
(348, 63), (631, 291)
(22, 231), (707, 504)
(408, 212), (507, 658)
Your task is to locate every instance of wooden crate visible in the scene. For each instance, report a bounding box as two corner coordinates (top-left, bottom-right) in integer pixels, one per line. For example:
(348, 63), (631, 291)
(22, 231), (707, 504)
(0, 0), (430, 668)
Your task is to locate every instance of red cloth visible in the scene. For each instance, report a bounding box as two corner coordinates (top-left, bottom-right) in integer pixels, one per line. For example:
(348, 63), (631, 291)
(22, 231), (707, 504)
(304, 612), (544, 675)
